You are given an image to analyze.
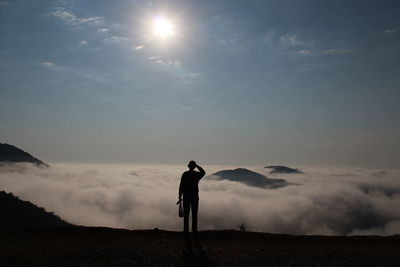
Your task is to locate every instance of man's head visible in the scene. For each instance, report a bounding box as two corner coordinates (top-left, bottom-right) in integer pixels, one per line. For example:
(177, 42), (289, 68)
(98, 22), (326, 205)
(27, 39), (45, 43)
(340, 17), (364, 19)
(188, 160), (197, 170)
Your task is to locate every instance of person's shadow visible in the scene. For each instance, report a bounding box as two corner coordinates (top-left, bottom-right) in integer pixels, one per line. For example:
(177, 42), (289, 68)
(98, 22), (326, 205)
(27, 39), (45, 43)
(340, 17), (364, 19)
(182, 233), (213, 266)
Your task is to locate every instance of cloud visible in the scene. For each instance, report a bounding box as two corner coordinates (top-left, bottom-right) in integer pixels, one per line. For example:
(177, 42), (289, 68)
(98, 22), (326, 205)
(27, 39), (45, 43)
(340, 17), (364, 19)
(79, 40), (88, 46)
(102, 36), (129, 45)
(52, 7), (104, 27)
(216, 38), (243, 53)
(322, 48), (351, 55)
(55, 0), (74, 4)
(280, 33), (305, 46)
(186, 72), (201, 78)
(42, 62), (55, 67)
(298, 49), (311, 55)
(135, 45), (144, 50)
(261, 31), (276, 45)
(384, 29), (395, 34)
(98, 28), (110, 33)
(41, 61), (63, 70)
(0, 164), (400, 235)
(158, 60), (202, 80)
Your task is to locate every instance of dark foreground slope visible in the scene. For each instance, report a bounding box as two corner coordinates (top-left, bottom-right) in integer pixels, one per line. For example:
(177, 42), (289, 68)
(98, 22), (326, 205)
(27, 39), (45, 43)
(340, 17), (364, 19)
(1, 227), (399, 267)
(0, 191), (70, 226)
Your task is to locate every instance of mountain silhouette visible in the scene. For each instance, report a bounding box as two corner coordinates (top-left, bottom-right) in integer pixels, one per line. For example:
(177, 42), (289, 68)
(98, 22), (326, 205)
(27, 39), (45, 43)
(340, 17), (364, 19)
(0, 143), (48, 167)
(211, 168), (288, 188)
(265, 165), (302, 174)
(0, 191), (70, 226)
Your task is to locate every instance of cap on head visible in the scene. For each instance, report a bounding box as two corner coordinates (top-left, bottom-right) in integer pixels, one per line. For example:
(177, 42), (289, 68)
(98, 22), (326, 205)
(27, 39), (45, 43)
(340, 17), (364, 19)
(188, 160), (196, 169)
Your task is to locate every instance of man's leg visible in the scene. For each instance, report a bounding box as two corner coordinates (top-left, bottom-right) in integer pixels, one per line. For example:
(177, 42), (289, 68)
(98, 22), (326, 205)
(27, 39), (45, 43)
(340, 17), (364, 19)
(183, 198), (191, 233)
(191, 198), (199, 232)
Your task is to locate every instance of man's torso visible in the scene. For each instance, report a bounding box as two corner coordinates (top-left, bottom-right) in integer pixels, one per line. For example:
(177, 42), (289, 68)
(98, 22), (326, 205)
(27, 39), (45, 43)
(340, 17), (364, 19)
(181, 170), (201, 198)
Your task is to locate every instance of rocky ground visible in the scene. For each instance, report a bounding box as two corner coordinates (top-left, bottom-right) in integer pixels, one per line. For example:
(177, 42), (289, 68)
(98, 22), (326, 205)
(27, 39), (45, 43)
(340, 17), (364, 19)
(1, 227), (399, 266)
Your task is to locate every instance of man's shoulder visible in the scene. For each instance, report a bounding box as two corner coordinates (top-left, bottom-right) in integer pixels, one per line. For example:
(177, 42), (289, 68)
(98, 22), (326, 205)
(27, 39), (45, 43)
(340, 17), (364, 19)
(182, 170), (198, 176)
(182, 170), (191, 176)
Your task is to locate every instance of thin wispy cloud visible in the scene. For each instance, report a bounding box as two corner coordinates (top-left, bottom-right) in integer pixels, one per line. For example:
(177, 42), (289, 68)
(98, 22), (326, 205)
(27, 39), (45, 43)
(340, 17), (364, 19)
(216, 38), (243, 53)
(260, 31), (276, 45)
(149, 58), (201, 81)
(135, 45), (144, 50)
(323, 48), (351, 55)
(384, 29), (395, 34)
(52, 7), (104, 27)
(298, 49), (312, 55)
(102, 36), (129, 45)
(42, 62), (55, 67)
(41, 61), (63, 70)
(186, 72), (201, 78)
(98, 28), (110, 33)
(280, 33), (305, 46)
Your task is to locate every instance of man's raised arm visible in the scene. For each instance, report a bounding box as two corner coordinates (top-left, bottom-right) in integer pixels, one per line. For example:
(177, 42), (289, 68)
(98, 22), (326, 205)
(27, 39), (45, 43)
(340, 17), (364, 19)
(197, 164), (206, 179)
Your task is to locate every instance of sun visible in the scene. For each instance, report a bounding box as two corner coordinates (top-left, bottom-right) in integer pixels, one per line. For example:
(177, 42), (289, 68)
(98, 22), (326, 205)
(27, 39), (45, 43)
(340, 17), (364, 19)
(152, 15), (175, 38)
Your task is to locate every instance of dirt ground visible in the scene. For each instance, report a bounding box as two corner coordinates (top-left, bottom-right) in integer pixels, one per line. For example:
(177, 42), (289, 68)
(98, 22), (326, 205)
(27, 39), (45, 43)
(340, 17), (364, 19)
(0, 227), (399, 266)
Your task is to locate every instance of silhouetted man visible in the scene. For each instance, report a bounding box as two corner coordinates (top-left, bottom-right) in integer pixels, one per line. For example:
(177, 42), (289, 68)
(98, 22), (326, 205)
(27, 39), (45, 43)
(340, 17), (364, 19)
(178, 161), (206, 233)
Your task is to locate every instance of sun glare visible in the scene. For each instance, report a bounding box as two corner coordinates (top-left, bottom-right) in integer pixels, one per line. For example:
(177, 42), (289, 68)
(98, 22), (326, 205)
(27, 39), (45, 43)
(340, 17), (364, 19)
(153, 15), (175, 38)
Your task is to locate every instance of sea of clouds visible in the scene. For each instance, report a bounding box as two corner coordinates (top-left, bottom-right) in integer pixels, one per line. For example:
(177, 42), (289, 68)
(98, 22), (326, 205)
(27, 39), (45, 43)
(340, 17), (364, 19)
(0, 163), (399, 235)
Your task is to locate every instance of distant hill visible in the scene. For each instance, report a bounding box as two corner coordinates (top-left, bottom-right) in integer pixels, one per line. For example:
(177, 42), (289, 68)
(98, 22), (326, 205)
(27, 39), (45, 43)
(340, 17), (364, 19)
(0, 191), (70, 226)
(211, 168), (288, 189)
(0, 143), (48, 167)
(265, 165), (302, 174)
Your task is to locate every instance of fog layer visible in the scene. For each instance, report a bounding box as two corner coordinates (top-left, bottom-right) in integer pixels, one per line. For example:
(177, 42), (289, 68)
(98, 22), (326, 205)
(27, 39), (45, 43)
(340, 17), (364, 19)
(0, 163), (399, 235)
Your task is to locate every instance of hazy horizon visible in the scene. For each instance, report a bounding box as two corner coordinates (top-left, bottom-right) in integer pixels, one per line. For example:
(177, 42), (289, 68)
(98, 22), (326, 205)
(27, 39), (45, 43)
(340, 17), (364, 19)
(2, 142), (400, 169)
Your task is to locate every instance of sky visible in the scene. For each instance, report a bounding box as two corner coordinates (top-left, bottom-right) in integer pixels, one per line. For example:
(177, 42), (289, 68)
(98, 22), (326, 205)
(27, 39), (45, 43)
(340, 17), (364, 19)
(1, 0), (399, 166)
